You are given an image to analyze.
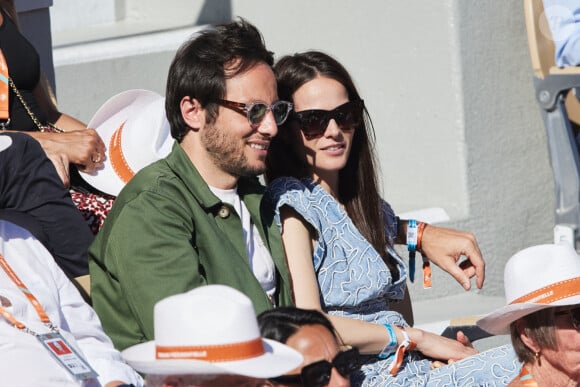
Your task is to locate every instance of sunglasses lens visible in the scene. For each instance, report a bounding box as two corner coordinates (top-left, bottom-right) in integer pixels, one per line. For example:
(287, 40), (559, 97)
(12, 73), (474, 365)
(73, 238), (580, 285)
(295, 100), (364, 138)
(301, 361), (332, 387)
(335, 101), (363, 128)
(296, 111), (328, 137)
(248, 103), (269, 125)
(334, 348), (361, 376)
(272, 101), (292, 125)
(570, 307), (580, 328)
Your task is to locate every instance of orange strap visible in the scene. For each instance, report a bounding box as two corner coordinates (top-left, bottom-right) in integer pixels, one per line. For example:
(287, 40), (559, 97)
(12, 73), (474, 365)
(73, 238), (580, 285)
(0, 253), (55, 332)
(510, 277), (580, 305)
(156, 337), (265, 362)
(422, 259), (432, 289)
(416, 222), (427, 253)
(516, 364), (539, 386)
(388, 327), (416, 376)
(109, 122), (134, 183)
(0, 49), (9, 121)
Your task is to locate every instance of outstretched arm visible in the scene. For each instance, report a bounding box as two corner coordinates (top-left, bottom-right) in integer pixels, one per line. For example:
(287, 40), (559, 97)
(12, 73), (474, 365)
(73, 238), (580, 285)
(280, 207), (478, 361)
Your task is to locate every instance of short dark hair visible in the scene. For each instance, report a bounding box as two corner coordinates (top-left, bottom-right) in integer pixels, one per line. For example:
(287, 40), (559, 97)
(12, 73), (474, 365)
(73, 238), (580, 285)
(510, 308), (558, 363)
(165, 18), (274, 142)
(258, 307), (341, 345)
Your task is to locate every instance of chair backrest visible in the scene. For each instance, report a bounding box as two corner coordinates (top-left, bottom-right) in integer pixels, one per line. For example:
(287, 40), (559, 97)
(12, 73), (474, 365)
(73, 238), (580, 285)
(524, 0), (580, 124)
(524, 0), (555, 79)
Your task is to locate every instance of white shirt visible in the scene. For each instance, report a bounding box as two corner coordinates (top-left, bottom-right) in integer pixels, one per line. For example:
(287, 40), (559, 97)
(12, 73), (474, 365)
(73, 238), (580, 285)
(209, 186), (277, 299)
(0, 220), (143, 386)
(544, 0), (580, 66)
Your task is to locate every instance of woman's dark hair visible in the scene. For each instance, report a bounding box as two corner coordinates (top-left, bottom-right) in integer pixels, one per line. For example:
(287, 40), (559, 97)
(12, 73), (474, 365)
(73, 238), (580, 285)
(266, 51), (398, 279)
(258, 307), (341, 345)
(165, 18), (274, 142)
(510, 308), (558, 363)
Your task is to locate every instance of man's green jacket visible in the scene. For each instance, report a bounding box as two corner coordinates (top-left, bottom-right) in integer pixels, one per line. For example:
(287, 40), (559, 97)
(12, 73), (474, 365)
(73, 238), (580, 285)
(89, 144), (294, 351)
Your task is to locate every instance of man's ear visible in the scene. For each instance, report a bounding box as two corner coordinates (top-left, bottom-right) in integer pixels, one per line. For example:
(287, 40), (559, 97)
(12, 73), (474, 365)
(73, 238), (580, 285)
(180, 97), (205, 131)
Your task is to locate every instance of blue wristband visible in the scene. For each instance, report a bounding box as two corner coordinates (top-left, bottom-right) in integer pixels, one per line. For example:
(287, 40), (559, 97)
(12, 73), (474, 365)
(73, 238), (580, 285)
(407, 219), (418, 282)
(378, 324), (398, 359)
(406, 219), (418, 252)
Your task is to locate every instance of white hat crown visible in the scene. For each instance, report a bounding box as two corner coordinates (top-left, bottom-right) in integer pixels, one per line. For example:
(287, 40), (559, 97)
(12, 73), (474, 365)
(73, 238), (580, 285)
(477, 243), (580, 335)
(504, 243), (580, 305)
(121, 285), (303, 377)
(154, 285), (261, 347)
(80, 89), (174, 196)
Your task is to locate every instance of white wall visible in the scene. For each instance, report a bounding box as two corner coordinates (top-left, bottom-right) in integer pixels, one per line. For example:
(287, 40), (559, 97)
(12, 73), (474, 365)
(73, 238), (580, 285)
(51, 0), (555, 304)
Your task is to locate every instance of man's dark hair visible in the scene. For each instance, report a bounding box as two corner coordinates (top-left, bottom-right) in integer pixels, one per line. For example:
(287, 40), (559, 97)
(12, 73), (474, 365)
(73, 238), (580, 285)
(165, 18), (274, 142)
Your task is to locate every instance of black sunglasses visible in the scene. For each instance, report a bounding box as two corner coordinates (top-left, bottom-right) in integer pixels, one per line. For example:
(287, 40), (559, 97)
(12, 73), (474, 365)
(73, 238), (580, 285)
(218, 99), (293, 127)
(269, 348), (360, 387)
(290, 100), (365, 139)
(554, 306), (580, 329)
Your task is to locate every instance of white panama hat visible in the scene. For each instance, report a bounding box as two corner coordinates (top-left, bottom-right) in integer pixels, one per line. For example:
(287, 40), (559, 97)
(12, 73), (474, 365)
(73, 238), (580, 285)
(477, 243), (580, 335)
(79, 89), (174, 196)
(122, 285), (303, 378)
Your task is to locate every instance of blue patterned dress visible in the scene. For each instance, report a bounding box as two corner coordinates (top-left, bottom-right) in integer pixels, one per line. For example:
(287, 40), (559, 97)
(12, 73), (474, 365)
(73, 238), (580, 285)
(265, 177), (520, 387)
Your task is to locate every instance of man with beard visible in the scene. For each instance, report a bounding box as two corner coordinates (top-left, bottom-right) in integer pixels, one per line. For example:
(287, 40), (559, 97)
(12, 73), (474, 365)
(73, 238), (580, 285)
(89, 18), (295, 351)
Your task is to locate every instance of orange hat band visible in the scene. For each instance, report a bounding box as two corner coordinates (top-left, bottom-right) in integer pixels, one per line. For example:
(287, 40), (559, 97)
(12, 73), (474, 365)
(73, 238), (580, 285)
(156, 337), (265, 362)
(109, 122), (135, 183)
(510, 277), (580, 305)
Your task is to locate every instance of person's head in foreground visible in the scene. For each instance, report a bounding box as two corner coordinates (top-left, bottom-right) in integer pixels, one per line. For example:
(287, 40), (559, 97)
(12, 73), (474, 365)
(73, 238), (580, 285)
(165, 17), (293, 181)
(477, 243), (580, 386)
(121, 285), (303, 387)
(259, 307), (359, 387)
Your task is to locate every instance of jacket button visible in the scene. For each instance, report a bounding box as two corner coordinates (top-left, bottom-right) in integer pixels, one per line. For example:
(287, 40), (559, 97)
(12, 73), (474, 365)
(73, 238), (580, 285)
(217, 205), (230, 218)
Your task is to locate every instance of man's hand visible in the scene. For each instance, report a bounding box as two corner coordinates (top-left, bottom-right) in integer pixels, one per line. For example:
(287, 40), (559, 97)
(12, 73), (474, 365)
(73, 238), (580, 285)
(420, 225), (485, 290)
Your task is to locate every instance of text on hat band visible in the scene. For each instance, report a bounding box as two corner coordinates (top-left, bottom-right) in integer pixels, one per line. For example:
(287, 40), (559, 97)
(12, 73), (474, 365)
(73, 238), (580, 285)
(510, 277), (580, 304)
(155, 337), (265, 362)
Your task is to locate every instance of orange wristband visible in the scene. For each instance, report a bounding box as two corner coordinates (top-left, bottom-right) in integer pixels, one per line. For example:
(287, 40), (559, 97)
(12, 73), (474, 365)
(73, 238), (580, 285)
(416, 222), (427, 253)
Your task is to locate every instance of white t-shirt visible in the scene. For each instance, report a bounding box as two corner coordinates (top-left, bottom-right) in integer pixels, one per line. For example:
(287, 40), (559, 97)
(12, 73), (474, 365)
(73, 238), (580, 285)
(209, 186), (277, 300)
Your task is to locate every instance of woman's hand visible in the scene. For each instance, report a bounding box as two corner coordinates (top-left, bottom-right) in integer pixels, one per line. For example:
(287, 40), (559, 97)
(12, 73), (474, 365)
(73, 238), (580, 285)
(34, 129), (106, 173)
(406, 327), (478, 362)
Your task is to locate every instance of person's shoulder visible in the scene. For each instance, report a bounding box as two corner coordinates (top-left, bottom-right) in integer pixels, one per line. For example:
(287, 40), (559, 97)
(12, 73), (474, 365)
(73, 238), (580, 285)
(267, 176), (309, 192)
(266, 177), (323, 214)
(119, 158), (183, 198)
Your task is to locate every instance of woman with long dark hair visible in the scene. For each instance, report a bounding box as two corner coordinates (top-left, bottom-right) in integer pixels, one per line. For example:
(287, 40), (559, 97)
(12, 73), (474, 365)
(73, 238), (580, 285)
(265, 51), (519, 386)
